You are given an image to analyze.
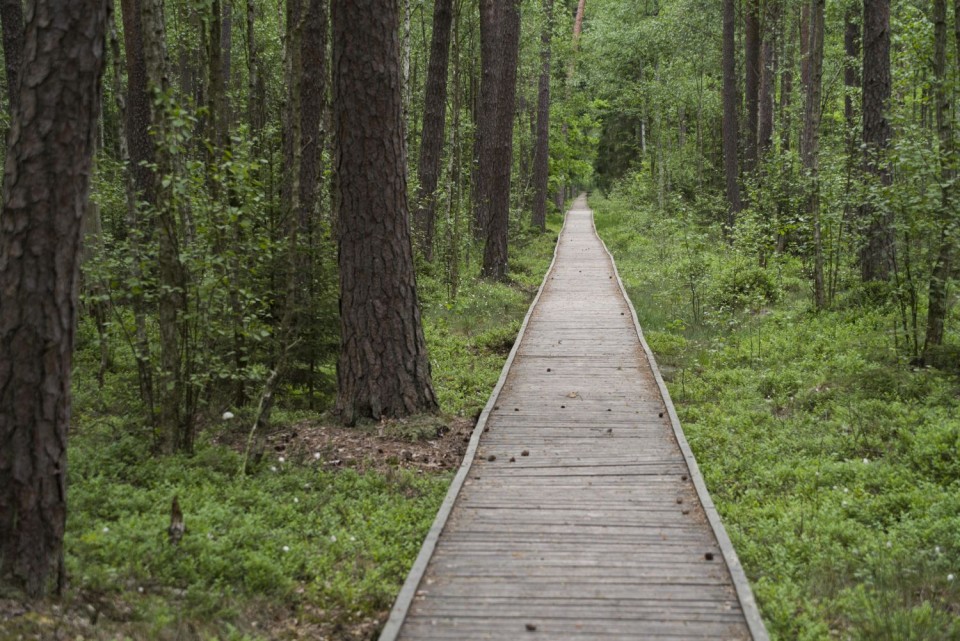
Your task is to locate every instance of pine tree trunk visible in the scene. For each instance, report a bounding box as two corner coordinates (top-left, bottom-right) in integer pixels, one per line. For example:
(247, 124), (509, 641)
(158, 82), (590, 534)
(474, 0), (500, 239)
(332, 0), (438, 426)
(779, 11), (793, 151)
(531, 0), (553, 231)
(415, 0), (454, 260)
(0, 0), (23, 114)
(481, 0), (522, 281)
(758, 35), (775, 155)
(299, 0), (327, 233)
(0, 0), (107, 597)
(744, 0), (761, 171)
(246, 0), (265, 135)
(922, 0), (955, 358)
(120, 0), (156, 207)
(860, 0), (894, 282)
(721, 0), (741, 222)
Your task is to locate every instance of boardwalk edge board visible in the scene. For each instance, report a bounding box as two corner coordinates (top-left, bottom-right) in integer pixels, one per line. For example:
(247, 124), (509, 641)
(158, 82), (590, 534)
(377, 211), (570, 641)
(591, 209), (771, 641)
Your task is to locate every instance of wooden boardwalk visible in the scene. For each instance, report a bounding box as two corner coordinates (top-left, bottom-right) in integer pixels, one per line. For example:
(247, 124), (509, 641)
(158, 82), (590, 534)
(381, 196), (768, 640)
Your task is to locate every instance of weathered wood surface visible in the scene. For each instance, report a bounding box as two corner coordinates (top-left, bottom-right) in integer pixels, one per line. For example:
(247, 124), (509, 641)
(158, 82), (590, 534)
(382, 196), (767, 640)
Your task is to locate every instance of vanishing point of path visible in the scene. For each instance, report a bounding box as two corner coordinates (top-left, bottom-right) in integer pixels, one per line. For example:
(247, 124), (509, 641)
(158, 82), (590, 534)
(381, 196), (768, 640)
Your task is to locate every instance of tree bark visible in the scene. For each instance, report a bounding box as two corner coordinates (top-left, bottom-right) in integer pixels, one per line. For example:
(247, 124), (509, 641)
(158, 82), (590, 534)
(744, 0), (761, 171)
(246, 0), (265, 135)
(299, 0), (327, 233)
(922, 0), (955, 358)
(414, 0), (454, 259)
(573, 0), (586, 41)
(473, 0), (500, 238)
(531, 0), (553, 231)
(721, 0), (741, 222)
(119, 0), (156, 207)
(758, 34), (775, 155)
(779, 10), (793, 151)
(0, 0), (23, 114)
(481, 0), (522, 281)
(332, 0), (438, 425)
(0, 0), (107, 597)
(860, 0), (894, 282)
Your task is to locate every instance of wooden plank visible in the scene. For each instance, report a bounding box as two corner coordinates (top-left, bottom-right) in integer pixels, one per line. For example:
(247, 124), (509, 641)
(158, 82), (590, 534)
(382, 196), (766, 641)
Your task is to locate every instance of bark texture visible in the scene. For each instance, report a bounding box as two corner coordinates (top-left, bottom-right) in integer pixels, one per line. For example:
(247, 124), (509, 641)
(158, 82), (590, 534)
(299, 0), (327, 233)
(332, 0), (438, 425)
(0, 0), (23, 113)
(860, 0), (894, 282)
(531, 0), (553, 231)
(414, 0), (453, 259)
(801, 0), (825, 308)
(721, 0), (741, 221)
(481, 0), (522, 281)
(844, 7), (860, 128)
(0, 0), (107, 597)
(744, 0), (761, 171)
(119, 0), (155, 207)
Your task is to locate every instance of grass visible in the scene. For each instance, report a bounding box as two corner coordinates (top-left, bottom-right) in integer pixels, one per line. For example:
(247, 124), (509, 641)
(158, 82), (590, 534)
(592, 192), (960, 640)
(1, 215), (562, 640)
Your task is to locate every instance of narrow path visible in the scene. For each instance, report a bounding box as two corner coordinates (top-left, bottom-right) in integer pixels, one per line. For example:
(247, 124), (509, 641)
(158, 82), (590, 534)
(381, 196), (767, 640)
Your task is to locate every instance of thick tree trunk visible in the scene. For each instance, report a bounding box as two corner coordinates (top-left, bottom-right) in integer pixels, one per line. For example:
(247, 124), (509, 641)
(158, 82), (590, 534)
(860, 0), (894, 282)
(415, 0), (454, 259)
(801, 0), (825, 308)
(0, 0), (23, 113)
(922, 0), (955, 358)
(721, 0), (741, 222)
(473, 1), (500, 238)
(0, 0), (107, 597)
(332, 0), (438, 425)
(779, 12), (793, 151)
(744, 0), (761, 171)
(531, 0), (553, 231)
(481, 0), (522, 281)
(119, 0), (156, 207)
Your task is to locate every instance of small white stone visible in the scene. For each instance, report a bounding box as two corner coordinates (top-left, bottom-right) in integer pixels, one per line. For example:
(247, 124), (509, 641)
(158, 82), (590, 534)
(278, 456), (285, 463)
(102, 526), (109, 533)
(293, 497), (299, 504)
(313, 452), (321, 460)
(222, 411), (235, 420)
(270, 465), (278, 472)
(282, 545), (290, 553)
(863, 458), (869, 464)
(138, 587), (144, 593)
(949, 574), (955, 582)
(330, 535), (337, 542)
(886, 541), (892, 548)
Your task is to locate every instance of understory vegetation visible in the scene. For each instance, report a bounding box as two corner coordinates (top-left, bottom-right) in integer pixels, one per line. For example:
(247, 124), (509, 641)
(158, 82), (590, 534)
(0, 219), (560, 640)
(594, 190), (960, 640)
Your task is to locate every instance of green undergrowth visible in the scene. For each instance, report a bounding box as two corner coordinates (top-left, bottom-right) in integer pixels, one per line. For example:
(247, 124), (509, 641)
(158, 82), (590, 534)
(593, 193), (960, 640)
(10, 218), (562, 640)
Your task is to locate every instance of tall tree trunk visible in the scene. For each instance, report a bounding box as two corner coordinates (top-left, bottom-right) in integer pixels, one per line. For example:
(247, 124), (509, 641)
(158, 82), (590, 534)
(143, 0), (190, 453)
(415, 0), (454, 259)
(721, 0), (741, 222)
(801, 0), (825, 308)
(299, 0), (327, 233)
(744, 0), (761, 171)
(119, 0), (156, 207)
(758, 34), (775, 155)
(246, 0), (265, 135)
(473, 1), (500, 238)
(332, 0), (438, 425)
(531, 0), (553, 231)
(779, 10), (794, 151)
(112, 1), (154, 418)
(860, 0), (894, 282)
(0, 0), (107, 598)
(0, 0), (23, 114)
(481, 0), (521, 281)
(922, 0), (955, 358)
(573, 0), (586, 40)
(844, 7), (860, 129)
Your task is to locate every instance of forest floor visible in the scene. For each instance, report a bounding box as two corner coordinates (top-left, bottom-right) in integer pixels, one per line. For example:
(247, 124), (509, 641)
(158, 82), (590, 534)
(0, 219), (563, 641)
